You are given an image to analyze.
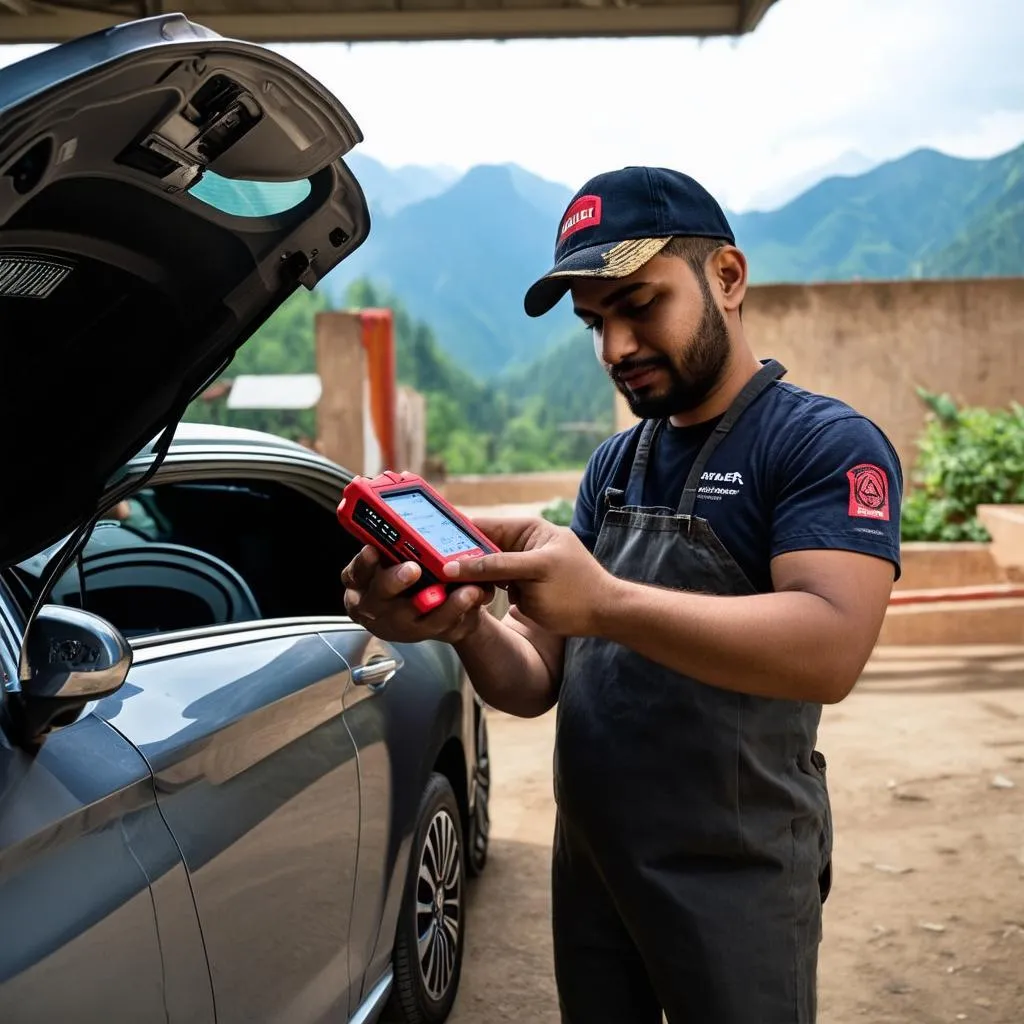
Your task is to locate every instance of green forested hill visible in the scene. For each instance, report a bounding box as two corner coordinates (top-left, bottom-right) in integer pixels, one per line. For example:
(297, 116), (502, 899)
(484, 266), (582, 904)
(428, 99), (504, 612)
(735, 142), (1024, 283)
(184, 281), (612, 474)
(918, 155), (1024, 276)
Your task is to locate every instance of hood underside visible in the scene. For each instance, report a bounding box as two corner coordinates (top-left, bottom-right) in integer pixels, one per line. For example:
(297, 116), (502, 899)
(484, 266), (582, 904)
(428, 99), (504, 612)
(0, 14), (370, 569)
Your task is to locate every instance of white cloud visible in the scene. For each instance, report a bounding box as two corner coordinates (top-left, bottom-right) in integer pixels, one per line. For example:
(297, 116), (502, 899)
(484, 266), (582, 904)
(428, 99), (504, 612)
(270, 0), (1024, 208)
(1, 0), (1021, 210)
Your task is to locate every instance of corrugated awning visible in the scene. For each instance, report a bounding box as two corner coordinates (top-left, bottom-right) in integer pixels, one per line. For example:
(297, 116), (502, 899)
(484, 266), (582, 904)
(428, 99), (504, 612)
(0, 1), (780, 44)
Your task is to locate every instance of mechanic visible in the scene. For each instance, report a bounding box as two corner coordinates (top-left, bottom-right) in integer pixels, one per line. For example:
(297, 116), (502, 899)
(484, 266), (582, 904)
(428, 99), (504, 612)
(341, 166), (903, 1023)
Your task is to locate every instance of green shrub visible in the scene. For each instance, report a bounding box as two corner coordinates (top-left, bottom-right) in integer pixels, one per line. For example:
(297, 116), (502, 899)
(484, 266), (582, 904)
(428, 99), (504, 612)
(540, 498), (575, 527)
(901, 389), (1024, 542)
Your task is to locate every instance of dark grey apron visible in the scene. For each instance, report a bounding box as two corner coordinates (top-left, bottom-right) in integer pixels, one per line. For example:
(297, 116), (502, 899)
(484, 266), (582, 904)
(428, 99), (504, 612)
(551, 359), (833, 1024)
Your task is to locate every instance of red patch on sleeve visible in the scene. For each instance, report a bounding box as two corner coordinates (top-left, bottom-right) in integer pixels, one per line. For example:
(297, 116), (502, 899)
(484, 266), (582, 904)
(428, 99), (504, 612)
(847, 463), (890, 521)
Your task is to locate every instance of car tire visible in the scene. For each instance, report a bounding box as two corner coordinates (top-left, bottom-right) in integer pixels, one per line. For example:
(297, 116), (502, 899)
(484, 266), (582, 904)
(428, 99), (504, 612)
(466, 708), (490, 878)
(386, 772), (466, 1024)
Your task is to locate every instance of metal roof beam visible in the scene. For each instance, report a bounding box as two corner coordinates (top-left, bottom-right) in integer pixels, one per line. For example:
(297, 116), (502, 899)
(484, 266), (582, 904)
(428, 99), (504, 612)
(0, 4), (776, 44)
(737, 0), (774, 32)
(0, 0), (36, 16)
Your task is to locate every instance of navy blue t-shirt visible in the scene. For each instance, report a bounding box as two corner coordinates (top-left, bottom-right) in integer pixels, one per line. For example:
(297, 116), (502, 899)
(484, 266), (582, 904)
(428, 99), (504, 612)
(571, 377), (903, 591)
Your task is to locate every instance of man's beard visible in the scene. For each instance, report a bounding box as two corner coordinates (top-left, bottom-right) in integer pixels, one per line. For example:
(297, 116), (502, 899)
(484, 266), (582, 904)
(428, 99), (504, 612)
(611, 290), (730, 420)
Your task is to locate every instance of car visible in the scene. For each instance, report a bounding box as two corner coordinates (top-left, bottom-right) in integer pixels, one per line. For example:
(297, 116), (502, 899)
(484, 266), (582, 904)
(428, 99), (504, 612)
(0, 16), (490, 1024)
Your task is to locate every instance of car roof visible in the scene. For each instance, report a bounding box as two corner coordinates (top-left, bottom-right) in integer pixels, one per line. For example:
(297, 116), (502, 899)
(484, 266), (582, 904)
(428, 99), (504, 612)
(163, 421), (317, 456)
(119, 421), (349, 482)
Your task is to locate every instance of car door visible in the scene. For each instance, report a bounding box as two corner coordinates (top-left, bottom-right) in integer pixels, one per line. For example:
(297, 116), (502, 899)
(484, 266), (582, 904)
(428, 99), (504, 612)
(44, 447), (421, 1021)
(128, 447), (419, 1006)
(95, 624), (363, 1024)
(0, 587), (215, 1024)
(320, 626), (402, 1006)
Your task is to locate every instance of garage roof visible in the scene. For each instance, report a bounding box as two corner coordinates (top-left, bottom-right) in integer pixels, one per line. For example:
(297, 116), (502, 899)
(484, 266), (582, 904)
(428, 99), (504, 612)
(0, 0), (780, 45)
(226, 375), (323, 410)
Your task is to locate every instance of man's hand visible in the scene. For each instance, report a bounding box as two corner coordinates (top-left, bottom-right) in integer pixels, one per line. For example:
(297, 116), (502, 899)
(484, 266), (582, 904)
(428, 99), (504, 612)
(443, 516), (614, 637)
(446, 516), (896, 705)
(341, 546), (493, 644)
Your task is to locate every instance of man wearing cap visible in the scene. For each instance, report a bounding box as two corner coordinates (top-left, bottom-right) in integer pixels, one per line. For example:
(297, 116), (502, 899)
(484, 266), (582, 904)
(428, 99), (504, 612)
(341, 167), (902, 1022)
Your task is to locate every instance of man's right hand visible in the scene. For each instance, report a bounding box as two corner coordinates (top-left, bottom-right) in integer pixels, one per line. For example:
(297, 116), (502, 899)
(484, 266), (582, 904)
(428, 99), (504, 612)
(340, 545), (494, 644)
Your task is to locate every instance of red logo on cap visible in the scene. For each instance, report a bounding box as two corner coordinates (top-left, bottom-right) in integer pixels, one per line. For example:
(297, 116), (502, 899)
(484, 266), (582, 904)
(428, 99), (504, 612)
(559, 195), (602, 242)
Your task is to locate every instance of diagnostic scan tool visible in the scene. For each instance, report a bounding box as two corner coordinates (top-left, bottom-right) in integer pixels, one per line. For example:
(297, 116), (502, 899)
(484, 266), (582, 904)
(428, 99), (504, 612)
(337, 470), (499, 614)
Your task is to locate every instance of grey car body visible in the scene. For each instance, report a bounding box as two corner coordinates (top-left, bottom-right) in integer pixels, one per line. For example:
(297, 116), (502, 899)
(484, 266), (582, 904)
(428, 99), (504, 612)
(0, 16), (489, 1024)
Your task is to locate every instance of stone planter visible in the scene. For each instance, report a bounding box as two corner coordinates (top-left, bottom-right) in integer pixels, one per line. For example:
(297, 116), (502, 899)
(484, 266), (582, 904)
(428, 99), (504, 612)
(977, 504), (1024, 582)
(896, 541), (1007, 590)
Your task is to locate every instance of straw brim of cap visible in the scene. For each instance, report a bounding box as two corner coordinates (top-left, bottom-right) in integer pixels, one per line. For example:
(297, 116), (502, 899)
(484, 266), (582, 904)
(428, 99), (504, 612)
(523, 236), (672, 318)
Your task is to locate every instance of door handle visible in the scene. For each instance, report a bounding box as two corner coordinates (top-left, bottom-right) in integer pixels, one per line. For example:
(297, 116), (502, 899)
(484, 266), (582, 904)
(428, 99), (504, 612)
(353, 657), (398, 688)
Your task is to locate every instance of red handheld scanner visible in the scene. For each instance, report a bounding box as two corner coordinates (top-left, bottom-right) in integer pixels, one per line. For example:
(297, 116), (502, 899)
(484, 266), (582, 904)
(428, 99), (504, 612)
(337, 470), (499, 614)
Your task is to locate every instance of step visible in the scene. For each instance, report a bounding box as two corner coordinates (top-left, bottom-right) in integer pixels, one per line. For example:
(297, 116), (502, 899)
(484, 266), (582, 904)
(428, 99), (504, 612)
(879, 596), (1024, 646)
(890, 583), (1024, 606)
(896, 542), (1006, 591)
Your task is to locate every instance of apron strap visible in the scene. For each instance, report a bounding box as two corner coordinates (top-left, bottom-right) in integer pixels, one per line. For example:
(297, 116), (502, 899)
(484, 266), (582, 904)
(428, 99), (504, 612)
(600, 419), (647, 514)
(625, 418), (662, 500)
(676, 359), (787, 516)
(602, 417), (662, 513)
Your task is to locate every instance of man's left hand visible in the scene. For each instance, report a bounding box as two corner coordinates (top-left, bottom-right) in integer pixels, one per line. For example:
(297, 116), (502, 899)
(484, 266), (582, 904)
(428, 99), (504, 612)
(444, 516), (615, 637)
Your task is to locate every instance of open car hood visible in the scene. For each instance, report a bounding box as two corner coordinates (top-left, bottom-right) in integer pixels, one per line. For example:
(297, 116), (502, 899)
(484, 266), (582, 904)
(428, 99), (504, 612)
(0, 14), (369, 570)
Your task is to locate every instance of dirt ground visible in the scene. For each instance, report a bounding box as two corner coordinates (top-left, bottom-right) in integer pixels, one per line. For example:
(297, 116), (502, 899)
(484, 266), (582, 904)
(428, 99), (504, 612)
(451, 645), (1024, 1024)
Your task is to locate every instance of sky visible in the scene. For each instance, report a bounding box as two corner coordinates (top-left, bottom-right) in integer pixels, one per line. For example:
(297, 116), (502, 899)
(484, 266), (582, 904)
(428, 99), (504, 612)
(1, 0), (1022, 210)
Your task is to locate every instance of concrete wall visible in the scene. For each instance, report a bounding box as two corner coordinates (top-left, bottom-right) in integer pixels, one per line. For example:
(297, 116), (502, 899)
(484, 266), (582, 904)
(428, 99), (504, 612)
(616, 277), (1024, 477)
(437, 470), (583, 507)
(321, 277), (1021, 537)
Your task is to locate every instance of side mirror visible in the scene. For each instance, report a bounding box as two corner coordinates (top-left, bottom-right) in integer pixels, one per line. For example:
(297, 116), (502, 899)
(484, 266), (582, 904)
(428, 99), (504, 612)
(5, 605), (131, 748)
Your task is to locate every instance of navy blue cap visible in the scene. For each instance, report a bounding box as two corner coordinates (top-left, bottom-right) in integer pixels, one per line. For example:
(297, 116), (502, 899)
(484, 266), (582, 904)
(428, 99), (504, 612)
(523, 166), (735, 318)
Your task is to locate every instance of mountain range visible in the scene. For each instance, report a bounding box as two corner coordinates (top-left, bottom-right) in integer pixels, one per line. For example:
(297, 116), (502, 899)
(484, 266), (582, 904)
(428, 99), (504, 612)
(327, 142), (1024, 379)
(345, 154), (460, 216)
(742, 150), (878, 212)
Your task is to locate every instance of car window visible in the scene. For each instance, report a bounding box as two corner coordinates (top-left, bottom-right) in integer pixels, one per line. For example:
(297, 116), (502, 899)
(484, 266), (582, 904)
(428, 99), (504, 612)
(37, 477), (358, 639)
(189, 172), (312, 218)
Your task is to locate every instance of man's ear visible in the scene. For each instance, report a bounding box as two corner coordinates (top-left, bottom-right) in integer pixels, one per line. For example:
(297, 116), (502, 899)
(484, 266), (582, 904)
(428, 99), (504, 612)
(711, 245), (748, 314)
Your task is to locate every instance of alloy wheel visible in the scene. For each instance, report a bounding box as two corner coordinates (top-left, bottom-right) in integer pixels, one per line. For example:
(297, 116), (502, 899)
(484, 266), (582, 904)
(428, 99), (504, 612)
(416, 808), (462, 1001)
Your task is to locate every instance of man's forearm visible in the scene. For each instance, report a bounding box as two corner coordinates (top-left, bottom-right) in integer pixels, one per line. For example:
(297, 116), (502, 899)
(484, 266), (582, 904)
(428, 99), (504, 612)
(594, 578), (878, 704)
(453, 609), (559, 718)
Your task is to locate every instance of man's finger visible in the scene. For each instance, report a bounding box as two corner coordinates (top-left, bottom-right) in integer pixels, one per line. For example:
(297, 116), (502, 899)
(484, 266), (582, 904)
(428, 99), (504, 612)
(341, 545), (380, 589)
(370, 560), (424, 599)
(343, 588), (370, 620)
(467, 516), (549, 553)
(418, 585), (488, 630)
(444, 549), (544, 583)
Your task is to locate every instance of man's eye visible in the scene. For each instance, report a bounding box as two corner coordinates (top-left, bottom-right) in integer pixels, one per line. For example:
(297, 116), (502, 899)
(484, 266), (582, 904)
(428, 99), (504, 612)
(625, 297), (657, 318)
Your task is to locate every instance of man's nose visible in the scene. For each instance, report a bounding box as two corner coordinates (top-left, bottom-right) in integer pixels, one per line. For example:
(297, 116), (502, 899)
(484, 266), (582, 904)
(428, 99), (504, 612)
(598, 320), (640, 367)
